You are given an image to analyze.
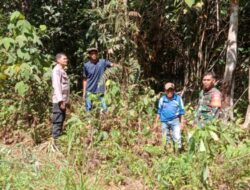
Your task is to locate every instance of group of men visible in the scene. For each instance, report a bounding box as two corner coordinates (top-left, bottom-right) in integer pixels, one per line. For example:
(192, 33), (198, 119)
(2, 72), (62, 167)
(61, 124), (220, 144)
(154, 72), (222, 152)
(52, 48), (114, 139)
(51, 48), (222, 152)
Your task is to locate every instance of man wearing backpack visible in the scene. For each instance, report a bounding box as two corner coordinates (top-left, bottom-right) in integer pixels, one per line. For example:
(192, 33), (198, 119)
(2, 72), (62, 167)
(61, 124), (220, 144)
(154, 82), (185, 153)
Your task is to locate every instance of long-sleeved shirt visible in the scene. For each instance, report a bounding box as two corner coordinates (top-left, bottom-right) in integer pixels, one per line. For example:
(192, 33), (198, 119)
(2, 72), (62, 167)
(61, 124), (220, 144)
(52, 64), (70, 104)
(157, 94), (185, 122)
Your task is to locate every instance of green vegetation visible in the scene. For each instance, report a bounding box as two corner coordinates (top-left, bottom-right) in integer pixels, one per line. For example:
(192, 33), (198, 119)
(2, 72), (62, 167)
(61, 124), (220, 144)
(0, 80), (249, 189)
(0, 1), (250, 189)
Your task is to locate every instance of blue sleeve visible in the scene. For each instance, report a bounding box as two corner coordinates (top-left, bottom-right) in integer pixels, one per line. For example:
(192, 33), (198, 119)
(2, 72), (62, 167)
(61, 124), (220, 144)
(104, 59), (112, 68)
(178, 96), (185, 115)
(157, 97), (163, 115)
(83, 64), (88, 78)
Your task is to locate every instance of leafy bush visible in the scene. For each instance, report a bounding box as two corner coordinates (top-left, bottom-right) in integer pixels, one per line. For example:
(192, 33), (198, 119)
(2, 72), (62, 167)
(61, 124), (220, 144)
(0, 11), (52, 131)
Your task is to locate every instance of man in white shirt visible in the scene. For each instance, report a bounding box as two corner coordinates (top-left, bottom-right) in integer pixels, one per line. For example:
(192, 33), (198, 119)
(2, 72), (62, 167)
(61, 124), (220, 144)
(52, 53), (70, 139)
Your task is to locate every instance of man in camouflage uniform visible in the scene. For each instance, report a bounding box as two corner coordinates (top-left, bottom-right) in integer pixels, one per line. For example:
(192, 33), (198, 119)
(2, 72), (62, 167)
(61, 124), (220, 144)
(195, 72), (222, 127)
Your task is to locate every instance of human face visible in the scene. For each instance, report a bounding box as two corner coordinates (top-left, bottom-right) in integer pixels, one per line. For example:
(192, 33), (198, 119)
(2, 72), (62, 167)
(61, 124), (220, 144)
(57, 55), (68, 67)
(165, 88), (174, 99)
(89, 51), (98, 62)
(202, 75), (215, 91)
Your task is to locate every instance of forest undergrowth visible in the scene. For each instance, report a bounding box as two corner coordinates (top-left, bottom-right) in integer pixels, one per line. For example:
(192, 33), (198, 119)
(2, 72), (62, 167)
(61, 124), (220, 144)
(0, 81), (250, 190)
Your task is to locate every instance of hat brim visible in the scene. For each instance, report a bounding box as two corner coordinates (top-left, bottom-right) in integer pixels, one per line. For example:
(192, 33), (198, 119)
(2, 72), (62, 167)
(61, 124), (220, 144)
(165, 87), (174, 90)
(87, 48), (98, 53)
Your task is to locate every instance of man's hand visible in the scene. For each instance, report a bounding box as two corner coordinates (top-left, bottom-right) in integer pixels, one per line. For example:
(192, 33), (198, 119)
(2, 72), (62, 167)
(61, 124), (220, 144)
(153, 115), (160, 131)
(180, 122), (185, 130)
(82, 79), (87, 101)
(179, 116), (185, 130)
(153, 122), (159, 131)
(59, 101), (66, 110)
(82, 91), (86, 101)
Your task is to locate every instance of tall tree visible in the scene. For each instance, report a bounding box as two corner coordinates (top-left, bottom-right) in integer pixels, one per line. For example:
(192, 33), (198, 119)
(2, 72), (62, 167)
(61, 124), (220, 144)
(221, 0), (239, 119)
(243, 61), (250, 128)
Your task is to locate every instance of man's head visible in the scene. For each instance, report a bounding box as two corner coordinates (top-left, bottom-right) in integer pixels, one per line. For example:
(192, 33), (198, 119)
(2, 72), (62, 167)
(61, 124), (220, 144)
(56, 53), (68, 67)
(164, 82), (175, 99)
(87, 48), (98, 62)
(202, 72), (216, 91)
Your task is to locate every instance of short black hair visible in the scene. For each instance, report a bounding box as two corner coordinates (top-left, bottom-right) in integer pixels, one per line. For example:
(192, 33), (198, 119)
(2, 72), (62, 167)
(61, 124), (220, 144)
(56, 53), (66, 61)
(203, 71), (216, 79)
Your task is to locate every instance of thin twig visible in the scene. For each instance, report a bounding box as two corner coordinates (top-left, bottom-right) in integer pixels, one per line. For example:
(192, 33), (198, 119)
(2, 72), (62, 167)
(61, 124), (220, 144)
(231, 87), (249, 109)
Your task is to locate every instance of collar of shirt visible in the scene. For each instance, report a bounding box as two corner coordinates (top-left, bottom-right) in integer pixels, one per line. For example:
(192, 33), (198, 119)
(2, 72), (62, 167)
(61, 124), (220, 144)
(163, 94), (177, 102)
(89, 59), (100, 64)
(203, 87), (215, 95)
(56, 63), (64, 70)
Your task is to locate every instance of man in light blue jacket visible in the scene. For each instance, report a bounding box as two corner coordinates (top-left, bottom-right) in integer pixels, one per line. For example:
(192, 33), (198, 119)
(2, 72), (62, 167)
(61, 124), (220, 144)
(154, 82), (185, 152)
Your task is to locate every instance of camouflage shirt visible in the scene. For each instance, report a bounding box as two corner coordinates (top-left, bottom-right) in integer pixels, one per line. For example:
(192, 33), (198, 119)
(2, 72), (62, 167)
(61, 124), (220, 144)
(196, 87), (221, 123)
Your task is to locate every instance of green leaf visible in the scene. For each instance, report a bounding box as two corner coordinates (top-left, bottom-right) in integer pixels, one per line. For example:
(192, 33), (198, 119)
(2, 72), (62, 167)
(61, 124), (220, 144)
(17, 49), (23, 58)
(187, 129), (195, 141)
(199, 139), (206, 152)
(34, 75), (41, 83)
(185, 0), (195, 7)
(7, 53), (17, 64)
(222, 134), (235, 146)
(1, 38), (15, 50)
(183, 8), (188, 14)
(16, 20), (32, 31)
(20, 63), (31, 81)
(16, 35), (27, 47)
(17, 49), (31, 60)
(0, 73), (7, 80)
(39, 25), (47, 32)
(194, 2), (204, 9)
(203, 165), (209, 182)
(144, 145), (162, 156)
(209, 131), (219, 141)
(42, 67), (52, 81)
(143, 97), (149, 105)
(7, 23), (15, 31)
(15, 81), (29, 96)
(10, 11), (24, 22)
(111, 130), (121, 139)
(33, 35), (42, 46)
(105, 79), (112, 86)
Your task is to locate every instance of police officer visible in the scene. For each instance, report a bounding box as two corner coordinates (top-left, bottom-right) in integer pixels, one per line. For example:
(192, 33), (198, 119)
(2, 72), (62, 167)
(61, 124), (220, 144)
(52, 53), (70, 139)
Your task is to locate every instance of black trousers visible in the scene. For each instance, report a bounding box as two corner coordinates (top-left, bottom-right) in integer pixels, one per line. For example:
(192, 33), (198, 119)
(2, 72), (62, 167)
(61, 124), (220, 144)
(52, 103), (66, 139)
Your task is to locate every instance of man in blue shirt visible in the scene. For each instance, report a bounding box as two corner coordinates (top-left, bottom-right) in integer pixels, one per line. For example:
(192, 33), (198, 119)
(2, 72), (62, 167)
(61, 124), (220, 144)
(82, 48), (114, 112)
(154, 82), (185, 152)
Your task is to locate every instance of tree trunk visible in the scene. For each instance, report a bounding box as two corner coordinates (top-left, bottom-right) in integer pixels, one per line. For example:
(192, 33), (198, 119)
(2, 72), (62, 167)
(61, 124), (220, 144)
(243, 67), (250, 128)
(21, 0), (29, 16)
(221, 0), (239, 119)
(216, 0), (220, 32)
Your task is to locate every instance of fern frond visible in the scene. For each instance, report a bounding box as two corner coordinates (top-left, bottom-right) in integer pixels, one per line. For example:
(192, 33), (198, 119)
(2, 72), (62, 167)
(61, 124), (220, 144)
(98, 66), (122, 88)
(126, 57), (141, 84)
(98, 57), (141, 88)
